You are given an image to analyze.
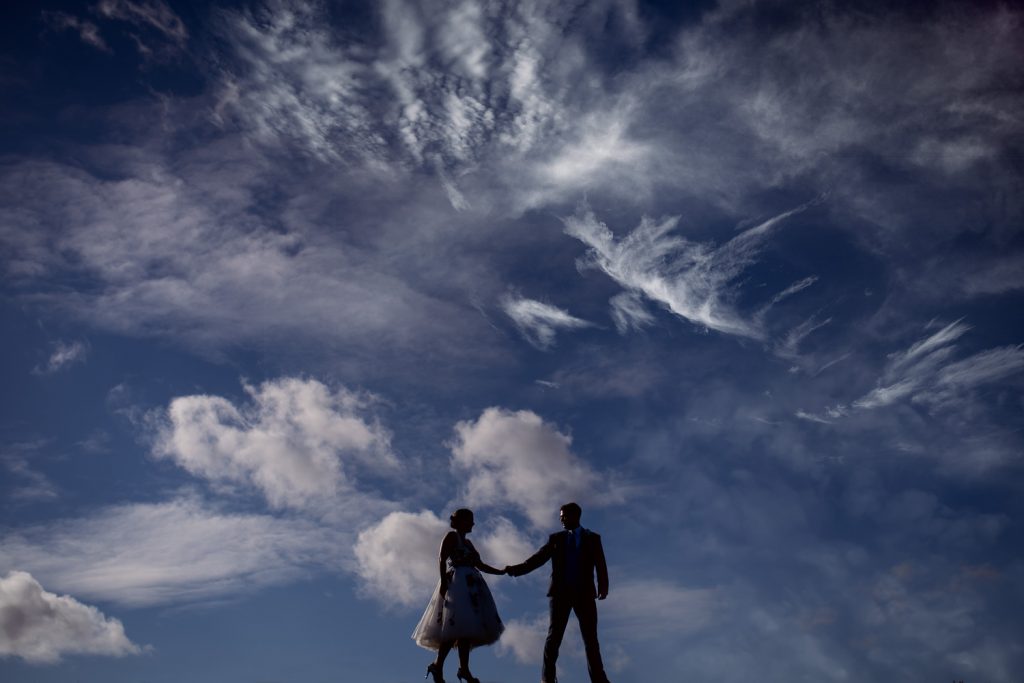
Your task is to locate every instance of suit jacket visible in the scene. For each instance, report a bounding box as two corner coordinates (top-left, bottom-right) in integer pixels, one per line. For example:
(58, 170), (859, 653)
(508, 528), (609, 599)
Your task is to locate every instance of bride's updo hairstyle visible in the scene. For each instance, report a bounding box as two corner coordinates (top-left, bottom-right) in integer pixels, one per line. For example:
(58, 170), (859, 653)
(450, 508), (474, 529)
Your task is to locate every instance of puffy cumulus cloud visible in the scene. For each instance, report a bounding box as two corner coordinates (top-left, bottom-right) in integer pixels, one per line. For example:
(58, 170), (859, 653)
(564, 202), (814, 341)
(353, 510), (531, 607)
(0, 496), (344, 607)
(470, 516), (536, 570)
(496, 613), (547, 664)
(0, 571), (142, 664)
(154, 377), (396, 513)
(451, 408), (616, 528)
(353, 510), (447, 608)
(502, 296), (593, 350)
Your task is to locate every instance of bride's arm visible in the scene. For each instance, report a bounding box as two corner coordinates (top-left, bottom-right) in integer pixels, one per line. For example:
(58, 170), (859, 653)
(466, 540), (504, 574)
(475, 561), (505, 575)
(438, 532), (456, 594)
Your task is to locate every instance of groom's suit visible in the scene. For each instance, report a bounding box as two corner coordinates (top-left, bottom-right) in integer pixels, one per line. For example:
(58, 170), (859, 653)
(507, 528), (610, 683)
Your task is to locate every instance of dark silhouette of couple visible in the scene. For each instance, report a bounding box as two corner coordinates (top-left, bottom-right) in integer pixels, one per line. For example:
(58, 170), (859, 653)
(412, 503), (611, 683)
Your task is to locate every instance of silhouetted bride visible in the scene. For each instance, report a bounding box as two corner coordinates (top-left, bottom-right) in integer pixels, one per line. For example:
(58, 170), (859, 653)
(413, 508), (505, 683)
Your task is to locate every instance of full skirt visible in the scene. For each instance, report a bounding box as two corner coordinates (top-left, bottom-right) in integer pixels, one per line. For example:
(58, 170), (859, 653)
(412, 567), (504, 650)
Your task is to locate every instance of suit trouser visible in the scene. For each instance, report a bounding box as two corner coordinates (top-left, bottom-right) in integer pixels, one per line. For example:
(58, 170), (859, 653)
(543, 593), (609, 683)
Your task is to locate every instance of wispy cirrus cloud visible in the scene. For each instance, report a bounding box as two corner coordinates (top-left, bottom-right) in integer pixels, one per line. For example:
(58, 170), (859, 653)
(209, 0), (655, 210)
(563, 202), (814, 341)
(44, 12), (111, 52)
(0, 156), (492, 371)
(0, 571), (142, 663)
(609, 291), (655, 334)
(0, 495), (345, 608)
(502, 296), (592, 350)
(33, 340), (88, 375)
(97, 0), (188, 51)
(1, 447), (59, 502)
(798, 320), (1024, 422)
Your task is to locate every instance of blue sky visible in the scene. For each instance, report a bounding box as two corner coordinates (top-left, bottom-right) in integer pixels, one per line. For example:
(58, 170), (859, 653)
(1, 0), (1023, 681)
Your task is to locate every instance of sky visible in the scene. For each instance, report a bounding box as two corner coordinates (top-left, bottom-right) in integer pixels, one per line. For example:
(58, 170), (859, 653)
(1, 0), (1022, 681)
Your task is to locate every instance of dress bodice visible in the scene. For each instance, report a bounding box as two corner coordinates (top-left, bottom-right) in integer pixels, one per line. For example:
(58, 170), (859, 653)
(447, 534), (479, 570)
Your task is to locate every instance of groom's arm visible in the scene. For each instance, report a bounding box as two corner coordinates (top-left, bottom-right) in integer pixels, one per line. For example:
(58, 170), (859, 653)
(506, 535), (554, 577)
(594, 534), (609, 599)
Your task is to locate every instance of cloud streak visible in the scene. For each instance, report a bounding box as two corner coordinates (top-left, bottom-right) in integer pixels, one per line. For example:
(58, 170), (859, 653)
(564, 202), (814, 340)
(502, 296), (592, 350)
(33, 340), (88, 375)
(799, 321), (1024, 425)
(0, 496), (346, 607)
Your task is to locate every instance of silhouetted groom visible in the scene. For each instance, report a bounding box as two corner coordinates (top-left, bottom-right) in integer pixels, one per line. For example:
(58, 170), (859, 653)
(505, 502), (611, 683)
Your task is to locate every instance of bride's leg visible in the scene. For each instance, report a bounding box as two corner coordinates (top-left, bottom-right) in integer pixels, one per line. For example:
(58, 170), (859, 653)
(436, 640), (453, 666)
(457, 640), (471, 671)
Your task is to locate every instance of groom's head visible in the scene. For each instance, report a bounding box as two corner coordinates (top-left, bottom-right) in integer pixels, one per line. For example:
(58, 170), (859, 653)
(560, 502), (582, 529)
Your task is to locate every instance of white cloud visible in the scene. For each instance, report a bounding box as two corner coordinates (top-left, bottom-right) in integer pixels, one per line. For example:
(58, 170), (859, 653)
(471, 516), (537, 570)
(795, 410), (832, 425)
(777, 315), (832, 360)
(564, 202), (813, 341)
(214, 1), (385, 163)
(44, 12), (110, 52)
(33, 340), (88, 375)
(935, 345), (1024, 389)
(435, 163), (471, 211)
(353, 510), (447, 608)
(494, 579), (715, 666)
(538, 110), (650, 192)
(0, 571), (142, 663)
(0, 158), (489, 369)
(97, 0), (188, 46)
(769, 276), (819, 307)
(502, 296), (593, 350)
(0, 496), (345, 607)
(1, 449), (59, 502)
(888, 320), (971, 373)
(609, 291), (654, 334)
(352, 510), (532, 607)
(154, 378), (396, 513)
(496, 613), (547, 664)
(602, 578), (717, 640)
(852, 322), (1021, 411)
(802, 321), (1024, 422)
(451, 407), (615, 527)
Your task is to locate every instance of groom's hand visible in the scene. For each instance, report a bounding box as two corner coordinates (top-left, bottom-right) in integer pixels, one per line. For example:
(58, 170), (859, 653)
(503, 565), (515, 577)
(597, 591), (607, 600)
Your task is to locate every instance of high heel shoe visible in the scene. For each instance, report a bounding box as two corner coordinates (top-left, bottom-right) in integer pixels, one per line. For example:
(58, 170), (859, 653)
(425, 662), (445, 683)
(456, 668), (480, 683)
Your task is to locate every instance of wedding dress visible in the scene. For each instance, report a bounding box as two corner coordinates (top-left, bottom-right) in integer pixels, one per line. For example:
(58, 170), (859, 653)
(412, 534), (503, 650)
